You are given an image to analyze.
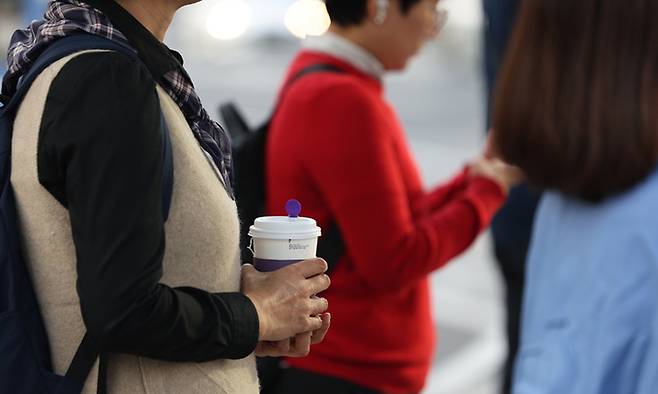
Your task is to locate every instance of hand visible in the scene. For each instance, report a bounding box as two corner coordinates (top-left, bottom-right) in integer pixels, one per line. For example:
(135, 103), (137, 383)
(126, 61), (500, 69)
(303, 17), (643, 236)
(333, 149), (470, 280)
(255, 313), (331, 357)
(483, 129), (501, 160)
(241, 259), (331, 342)
(468, 156), (524, 193)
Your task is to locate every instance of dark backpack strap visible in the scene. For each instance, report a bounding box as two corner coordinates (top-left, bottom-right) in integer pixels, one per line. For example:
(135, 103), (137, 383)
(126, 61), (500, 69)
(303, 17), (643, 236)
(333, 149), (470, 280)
(263, 63), (346, 126)
(4, 34), (136, 115)
(96, 353), (108, 394)
(63, 334), (109, 393)
(8, 34), (172, 221)
(3, 33), (174, 393)
(64, 333), (98, 388)
(223, 63), (345, 148)
(4, 34), (140, 394)
(288, 63), (345, 86)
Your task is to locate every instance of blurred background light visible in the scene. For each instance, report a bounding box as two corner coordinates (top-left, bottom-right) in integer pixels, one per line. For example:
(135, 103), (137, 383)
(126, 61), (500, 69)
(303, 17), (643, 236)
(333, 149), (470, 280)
(206, 0), (252, 41)
(441, 0), (483, 29)
(284, 0), (331, 39)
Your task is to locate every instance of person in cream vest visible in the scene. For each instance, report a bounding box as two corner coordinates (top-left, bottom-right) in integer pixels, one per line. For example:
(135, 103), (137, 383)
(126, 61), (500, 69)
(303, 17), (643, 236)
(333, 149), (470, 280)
(4, 0), (331, 393)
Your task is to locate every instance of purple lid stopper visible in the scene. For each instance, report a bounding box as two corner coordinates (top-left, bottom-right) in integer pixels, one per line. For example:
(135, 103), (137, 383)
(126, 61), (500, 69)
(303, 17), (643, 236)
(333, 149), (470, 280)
(285, 199), (302, 218)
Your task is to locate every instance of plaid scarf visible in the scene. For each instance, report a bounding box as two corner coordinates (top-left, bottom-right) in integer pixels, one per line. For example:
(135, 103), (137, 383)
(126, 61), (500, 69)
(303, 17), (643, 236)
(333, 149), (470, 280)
(2, 0), (234, 197)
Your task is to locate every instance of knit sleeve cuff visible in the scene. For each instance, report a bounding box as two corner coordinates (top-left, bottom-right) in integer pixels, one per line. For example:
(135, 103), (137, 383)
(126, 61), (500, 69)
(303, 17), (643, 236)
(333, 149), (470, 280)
(463, 175), (507, 232)
(423, 167), (470, 211)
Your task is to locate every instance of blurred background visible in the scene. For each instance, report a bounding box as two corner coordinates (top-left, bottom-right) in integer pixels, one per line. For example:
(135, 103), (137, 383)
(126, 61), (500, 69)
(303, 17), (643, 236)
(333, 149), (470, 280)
(1, 1), (505, 392)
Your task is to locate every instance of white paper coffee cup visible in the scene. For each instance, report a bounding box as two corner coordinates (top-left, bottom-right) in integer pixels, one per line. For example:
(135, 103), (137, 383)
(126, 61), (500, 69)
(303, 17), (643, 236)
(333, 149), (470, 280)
(248, 216), (322, 272)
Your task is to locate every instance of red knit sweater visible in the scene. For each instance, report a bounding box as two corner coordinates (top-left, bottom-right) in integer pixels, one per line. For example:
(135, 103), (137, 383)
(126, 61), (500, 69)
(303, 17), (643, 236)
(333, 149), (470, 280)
(265, 51), (506, 394)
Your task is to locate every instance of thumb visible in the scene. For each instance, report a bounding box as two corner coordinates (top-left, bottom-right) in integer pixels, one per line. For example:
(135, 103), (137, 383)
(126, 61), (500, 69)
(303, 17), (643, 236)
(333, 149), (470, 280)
(241, 263), (258, 275)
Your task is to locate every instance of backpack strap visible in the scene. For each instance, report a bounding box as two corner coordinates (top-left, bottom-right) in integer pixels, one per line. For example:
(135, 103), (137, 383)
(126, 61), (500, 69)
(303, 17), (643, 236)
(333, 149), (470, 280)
(257, 64), (347, 129)
(275, 63), (346, 115)
(3, 34), (173, 393)
(220, 63), (345, 143)
(3, 34), (136, 115)
(288, 63), (345, 86)
(18, 34), (137, 394)
(4, 34), (174, 217)
(4, 33), (174, 221)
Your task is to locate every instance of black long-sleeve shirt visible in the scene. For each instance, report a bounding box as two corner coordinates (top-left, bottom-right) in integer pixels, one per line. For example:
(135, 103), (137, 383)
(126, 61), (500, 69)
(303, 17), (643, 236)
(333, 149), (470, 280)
(36, 0), (259, 362)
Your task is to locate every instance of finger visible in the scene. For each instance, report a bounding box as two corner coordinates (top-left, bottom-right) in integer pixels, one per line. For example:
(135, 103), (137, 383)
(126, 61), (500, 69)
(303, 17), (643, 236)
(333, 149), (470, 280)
(311, 313), (331, 344)
(307, 297), (329, 316)
(274, 339), (291, 354)
(289, 258), (328, 278)
(289, 332), (312, 357)
(304, 315), (323, 332)
(485, 129), (504, 160)
(240, 264), (259, 292)
(255, 341), (278, 357)
(483, 130), (495, 159)
(305, 274), (331, 295)
(254, 342), (267, 357)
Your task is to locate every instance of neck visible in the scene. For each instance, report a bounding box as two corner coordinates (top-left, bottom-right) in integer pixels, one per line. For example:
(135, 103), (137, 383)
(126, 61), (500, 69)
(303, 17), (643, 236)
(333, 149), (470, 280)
(328, 25), (384, 69)
(114, 0), (177, 41)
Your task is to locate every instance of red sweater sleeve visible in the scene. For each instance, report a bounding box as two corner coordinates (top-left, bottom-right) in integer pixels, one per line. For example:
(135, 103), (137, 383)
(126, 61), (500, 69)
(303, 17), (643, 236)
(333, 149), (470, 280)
(419, 168), (504, 218)
(301, 81), (505, 292)
(415, 168), (469, 217)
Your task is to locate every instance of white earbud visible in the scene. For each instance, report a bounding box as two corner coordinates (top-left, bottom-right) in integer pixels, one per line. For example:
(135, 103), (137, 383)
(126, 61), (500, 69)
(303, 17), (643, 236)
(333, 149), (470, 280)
(374, 0), (389, 25)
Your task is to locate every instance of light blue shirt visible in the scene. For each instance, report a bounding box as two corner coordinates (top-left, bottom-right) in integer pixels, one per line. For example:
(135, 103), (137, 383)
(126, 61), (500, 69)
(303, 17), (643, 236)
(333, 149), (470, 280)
(514, 168), (658, 394)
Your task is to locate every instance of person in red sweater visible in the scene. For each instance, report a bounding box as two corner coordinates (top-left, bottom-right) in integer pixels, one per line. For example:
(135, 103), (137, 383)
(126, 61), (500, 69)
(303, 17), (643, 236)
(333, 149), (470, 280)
(264, 1), (521, 393)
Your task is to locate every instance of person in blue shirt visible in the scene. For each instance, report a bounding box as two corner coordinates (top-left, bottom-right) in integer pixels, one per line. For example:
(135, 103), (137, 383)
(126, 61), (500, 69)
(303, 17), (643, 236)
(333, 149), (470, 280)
(483, 1), (540, 392)
(490, 0), (658, 392)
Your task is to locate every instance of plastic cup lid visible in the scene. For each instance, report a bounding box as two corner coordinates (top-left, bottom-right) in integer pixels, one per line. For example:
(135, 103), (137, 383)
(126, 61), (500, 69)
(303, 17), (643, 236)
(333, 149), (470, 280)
(248, 216), (322, 240)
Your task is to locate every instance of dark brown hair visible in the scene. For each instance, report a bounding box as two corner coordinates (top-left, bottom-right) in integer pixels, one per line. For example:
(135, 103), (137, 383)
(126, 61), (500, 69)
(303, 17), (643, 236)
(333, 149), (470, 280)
(325, 0), (422, 27)
(492, 0), (658, 201)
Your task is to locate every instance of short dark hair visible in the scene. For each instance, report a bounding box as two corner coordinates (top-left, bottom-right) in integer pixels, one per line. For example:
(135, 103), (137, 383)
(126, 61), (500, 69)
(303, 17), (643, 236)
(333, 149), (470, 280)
(492, 0), (658, 202)
(324, 0), (422, 27)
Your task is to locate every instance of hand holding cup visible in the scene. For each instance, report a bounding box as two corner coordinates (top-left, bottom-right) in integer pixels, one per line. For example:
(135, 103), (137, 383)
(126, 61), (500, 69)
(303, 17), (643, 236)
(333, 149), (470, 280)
(241, 199), (331, 357)
(241, 259), (330, 342)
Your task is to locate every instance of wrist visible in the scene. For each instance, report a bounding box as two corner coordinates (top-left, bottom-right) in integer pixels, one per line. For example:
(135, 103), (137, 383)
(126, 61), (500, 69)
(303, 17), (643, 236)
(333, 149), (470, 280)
(244, 293), (267, 340)
(220, 292), (261, 359)
(469, 172), (509, 195)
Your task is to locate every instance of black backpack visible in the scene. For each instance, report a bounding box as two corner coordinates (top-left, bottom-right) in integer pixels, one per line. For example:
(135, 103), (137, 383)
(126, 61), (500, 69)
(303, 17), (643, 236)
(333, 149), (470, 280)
(219, 64), (346, 269)
(0, 34), (173, 393)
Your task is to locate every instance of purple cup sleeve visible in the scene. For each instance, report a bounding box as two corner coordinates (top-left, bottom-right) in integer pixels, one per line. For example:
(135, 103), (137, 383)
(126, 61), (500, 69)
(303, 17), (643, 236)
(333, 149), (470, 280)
(253, 257), (304, 272)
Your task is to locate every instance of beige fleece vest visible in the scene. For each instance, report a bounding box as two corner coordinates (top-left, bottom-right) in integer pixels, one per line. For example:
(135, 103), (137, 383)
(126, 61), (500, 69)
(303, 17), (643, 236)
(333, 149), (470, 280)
(10, 51), (259, 394)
